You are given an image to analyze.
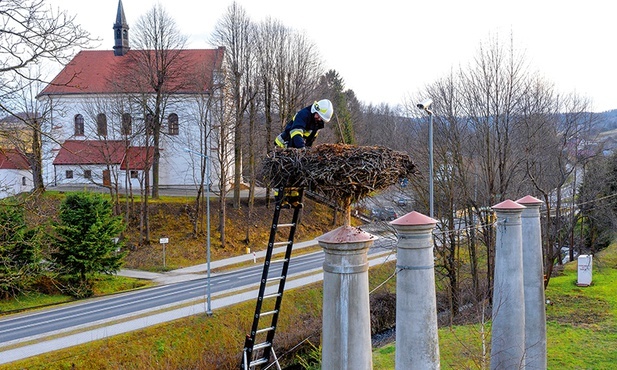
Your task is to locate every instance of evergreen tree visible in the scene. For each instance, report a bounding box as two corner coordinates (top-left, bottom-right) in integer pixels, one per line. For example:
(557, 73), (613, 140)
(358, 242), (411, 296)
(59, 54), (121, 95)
(52, 193), (125, 295)
(578, 153), (617, 252)
(319, 70), (356, 145)
(0, 202), (41, 299)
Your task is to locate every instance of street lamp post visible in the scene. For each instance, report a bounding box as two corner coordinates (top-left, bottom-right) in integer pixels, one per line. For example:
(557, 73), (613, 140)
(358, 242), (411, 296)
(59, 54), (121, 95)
(417, 99), (434, 218)
(184, 147), (212, 315)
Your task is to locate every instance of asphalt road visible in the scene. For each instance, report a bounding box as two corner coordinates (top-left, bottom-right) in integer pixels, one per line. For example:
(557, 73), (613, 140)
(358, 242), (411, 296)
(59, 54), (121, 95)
(0, 234), (396, 364)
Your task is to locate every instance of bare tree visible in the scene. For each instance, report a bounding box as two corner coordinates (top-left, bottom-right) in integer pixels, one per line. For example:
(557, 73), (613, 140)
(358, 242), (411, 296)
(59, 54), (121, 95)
(210, 85), (235, 248)
(457, 34), (529, 292)
(253, 18), (288, 206)
(186, 65), (221, 237)
(0, 71), (55, 195)
(0, 0), (91, 88)
(210, 2), (256, 209)
(273, 30), (323, 126)
(128, 3), (188, 199)
(522, 87), (596, 284)
(0, 0), (92, 194)
(254, 17), (287, 152)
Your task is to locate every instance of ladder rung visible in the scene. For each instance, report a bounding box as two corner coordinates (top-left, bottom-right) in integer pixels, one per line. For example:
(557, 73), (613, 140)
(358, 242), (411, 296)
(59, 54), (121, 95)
(252, 341), (272, 350)
(263, 292), (281, 300)
(266, 276), (285, 283)
(256, 326), (275, 335)
(259, 309), (278, 317)
(270, 258), (289, 264)
(276, 223), (295, 228)
(272, 241), (290, 247)
(250, 358), (269, 367)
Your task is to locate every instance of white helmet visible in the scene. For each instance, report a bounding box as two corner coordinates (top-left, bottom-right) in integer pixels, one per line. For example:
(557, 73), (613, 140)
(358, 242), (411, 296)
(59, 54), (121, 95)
(311, 99), (333, 122)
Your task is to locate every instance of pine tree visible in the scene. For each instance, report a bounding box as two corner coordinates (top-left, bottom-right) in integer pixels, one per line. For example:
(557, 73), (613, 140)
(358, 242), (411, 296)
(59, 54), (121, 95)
(52, 193), (125, 295)
(0, 203), (41, 299)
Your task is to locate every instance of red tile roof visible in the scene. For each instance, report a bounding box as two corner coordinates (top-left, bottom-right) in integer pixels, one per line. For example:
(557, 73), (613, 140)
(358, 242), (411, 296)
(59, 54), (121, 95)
(53, 140), (154, 171)
(120, 147), (154, 170)
(0, 149), (30, 170)
(40, 48), (224, 96)
(53, 140), (127, 165)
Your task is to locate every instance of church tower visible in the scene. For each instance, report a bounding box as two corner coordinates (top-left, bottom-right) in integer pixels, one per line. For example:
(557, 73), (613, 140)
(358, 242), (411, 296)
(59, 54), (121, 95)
(113, 0), (130, 56)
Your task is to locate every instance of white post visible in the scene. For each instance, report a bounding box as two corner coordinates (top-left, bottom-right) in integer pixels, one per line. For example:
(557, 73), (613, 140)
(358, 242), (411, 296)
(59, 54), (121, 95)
(318, 226), (374, 370)
(490, 200), (526, 370)
(391, 211), (440, 370)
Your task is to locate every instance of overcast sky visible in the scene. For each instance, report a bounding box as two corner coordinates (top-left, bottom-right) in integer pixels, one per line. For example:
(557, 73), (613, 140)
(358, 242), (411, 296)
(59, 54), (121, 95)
(47, 0), (616, 112)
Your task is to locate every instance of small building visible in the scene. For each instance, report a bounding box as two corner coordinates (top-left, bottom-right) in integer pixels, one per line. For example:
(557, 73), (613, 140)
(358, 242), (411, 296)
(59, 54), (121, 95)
(0, 149), (33, 199)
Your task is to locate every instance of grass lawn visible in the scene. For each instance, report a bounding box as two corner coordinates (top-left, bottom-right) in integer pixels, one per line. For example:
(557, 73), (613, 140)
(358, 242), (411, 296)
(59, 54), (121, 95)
(373, 242), (617, 369)
(0, 275), (151, 315)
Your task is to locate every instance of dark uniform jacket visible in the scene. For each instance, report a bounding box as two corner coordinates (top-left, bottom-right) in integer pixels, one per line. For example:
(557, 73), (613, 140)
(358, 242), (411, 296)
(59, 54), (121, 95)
(275, 105), (324, 148)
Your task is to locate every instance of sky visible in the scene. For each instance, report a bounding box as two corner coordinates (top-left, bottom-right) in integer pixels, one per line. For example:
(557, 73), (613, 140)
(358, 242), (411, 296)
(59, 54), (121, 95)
(47, 0), (616, 112)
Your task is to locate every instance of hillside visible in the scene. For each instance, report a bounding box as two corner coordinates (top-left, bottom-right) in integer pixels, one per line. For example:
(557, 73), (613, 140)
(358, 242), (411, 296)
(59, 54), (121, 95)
(51, 192), (346, 272)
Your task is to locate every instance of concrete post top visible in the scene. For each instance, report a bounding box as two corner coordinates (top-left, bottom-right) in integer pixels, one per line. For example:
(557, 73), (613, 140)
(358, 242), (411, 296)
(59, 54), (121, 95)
(516, 195), (543, 206)
(492, 199), (526, 212)
(390, 211), (437, 227)
(318, 225), (376, 244)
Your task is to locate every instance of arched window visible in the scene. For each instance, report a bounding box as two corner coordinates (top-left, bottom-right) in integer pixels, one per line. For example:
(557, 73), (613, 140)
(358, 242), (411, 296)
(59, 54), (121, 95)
(97, 113), (107, 137)
(168, 113), (179, 135)
(121, 113), (132, 135)
(74, 114), (84, 136)
(145, 113), (154, 135)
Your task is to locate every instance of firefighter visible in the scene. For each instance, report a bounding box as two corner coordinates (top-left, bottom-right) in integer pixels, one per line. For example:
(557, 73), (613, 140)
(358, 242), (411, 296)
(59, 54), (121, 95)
(275, 99), (334, 149)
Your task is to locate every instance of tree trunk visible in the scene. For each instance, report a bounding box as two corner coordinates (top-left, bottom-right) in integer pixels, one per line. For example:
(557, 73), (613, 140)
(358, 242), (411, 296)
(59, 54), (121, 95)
(30, 122), (45, 193)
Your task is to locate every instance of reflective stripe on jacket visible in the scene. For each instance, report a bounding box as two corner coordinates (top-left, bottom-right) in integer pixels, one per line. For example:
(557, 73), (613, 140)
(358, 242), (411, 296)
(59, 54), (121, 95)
(274, 105), (324, 148)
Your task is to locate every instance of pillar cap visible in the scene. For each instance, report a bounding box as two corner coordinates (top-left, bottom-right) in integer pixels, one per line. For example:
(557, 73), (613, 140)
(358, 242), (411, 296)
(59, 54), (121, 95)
(516, 195), (543, 205)
(318, 225), (376, 244)
(390, 211), (437, 226)
(492, 199), (526, 211)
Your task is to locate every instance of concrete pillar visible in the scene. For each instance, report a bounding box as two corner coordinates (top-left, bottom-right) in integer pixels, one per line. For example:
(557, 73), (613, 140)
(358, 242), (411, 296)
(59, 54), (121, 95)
(391, 211), (440, 370)
(490, 199), (526, 370)
(517, 195), (547, 369)
(318, 226), (375, 370)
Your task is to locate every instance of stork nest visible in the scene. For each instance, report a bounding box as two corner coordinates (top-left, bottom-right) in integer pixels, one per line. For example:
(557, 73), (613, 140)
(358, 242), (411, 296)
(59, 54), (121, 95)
(260, 144), (418, 208)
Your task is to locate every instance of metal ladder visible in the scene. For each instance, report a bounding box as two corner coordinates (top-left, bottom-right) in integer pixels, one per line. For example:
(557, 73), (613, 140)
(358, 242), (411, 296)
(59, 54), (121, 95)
(242, 185), (304, 370)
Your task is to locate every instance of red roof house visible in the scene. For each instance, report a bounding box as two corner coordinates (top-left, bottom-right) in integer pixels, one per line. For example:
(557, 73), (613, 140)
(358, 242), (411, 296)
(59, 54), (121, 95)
(0, 149), (30, 170)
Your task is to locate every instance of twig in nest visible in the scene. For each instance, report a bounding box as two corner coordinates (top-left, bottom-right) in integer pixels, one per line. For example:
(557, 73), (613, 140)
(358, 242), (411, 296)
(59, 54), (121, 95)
(260, 143), (418, 209)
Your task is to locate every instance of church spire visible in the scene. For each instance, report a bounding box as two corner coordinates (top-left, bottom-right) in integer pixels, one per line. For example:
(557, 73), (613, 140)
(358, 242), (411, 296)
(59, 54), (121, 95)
(113, 0), (130, 56)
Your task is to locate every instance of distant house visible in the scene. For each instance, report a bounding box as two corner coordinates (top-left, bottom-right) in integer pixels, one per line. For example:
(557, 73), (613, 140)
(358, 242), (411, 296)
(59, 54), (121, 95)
(0, 113), (34, 150)
(0, 149), (33, 199)
(601, 136), (617, 155)
(36, 0), (230, 191)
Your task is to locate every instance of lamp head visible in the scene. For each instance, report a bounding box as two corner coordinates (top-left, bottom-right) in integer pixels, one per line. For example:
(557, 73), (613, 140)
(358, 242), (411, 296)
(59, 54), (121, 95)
(417, 98), (433, 110)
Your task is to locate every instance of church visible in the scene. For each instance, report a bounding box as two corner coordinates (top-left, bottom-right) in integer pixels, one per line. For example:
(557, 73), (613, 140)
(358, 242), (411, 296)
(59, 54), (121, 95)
(38, 0), (229, 192)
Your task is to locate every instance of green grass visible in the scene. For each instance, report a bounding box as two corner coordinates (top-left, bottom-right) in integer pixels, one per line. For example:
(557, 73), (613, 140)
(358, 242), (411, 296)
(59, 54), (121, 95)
(0, 275), (151, 315)
(373, 243), (617, 369)
(0, 292), (74, 314)
(5, 242), (617, 369)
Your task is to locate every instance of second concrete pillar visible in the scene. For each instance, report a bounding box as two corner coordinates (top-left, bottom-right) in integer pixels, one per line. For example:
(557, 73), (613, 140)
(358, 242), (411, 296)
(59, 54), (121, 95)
(391, 211), (440, 370)
(490, 200), (526, 370)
